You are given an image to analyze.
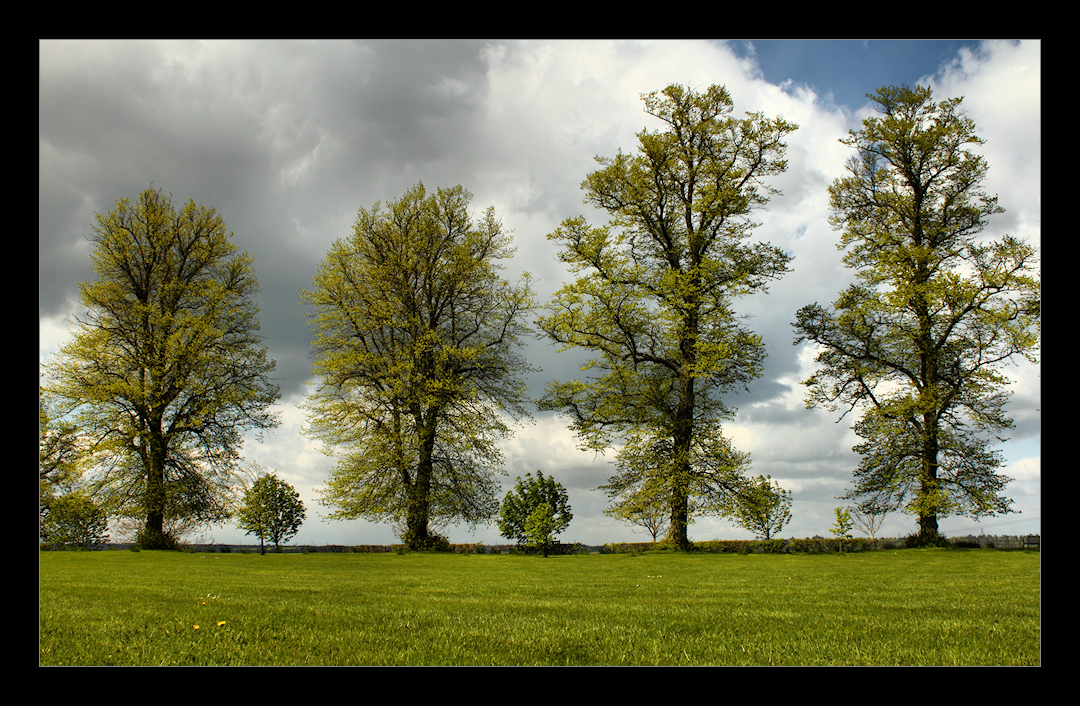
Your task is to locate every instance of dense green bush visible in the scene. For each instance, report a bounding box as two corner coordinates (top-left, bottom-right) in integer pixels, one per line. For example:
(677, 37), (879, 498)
(135, 527), (181, 551)
(757, 539), (785, 554)
(601, 539), (790, 554)
(904, 531), (952, 549)
(786, 537), (872, 554)
(509, 541), (580, 556)
(400, 530), (452, 552)
(451, 543), (487, 554)
(40, 492), (109, 550)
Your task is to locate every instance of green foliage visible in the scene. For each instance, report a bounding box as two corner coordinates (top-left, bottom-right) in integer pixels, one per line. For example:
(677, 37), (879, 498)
(830, 507), (853, 538)
(40, 389), (89, 536)
(498, 471), (572, 556)
(40, 491), (109, 549)
(604, 483), (669, 541)
(538, 84), (795, 550)
(302, 183), (535, 550)
(756, 538), (786, 554)
(44, 188), (280, 545)
(522, 503), (558, 556)
(830, 507), (854, 555)
(793, 85), (1040, 541)
(686, 539), (787, 554)
(731, 475), (793, 540)
(135, 526), (181, 551)
(904, 530), (952, 549)
(400, 528), (452, 553)
(785, 537), (872, 554)
(237, 473), (306, 554)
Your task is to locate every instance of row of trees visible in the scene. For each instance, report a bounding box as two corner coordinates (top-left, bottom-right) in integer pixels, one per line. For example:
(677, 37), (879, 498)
(41, 82), (1038, 551)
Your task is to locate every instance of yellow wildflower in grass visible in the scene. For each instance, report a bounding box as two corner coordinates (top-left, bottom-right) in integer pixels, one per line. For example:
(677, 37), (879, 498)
(192, 625), (200, 630)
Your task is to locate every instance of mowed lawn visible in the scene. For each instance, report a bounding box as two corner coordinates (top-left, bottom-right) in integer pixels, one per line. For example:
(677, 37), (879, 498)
(39, 549), (1040, 666)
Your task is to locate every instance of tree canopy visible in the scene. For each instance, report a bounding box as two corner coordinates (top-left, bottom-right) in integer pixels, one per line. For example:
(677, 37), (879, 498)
(237, 473), (306, 554)
(44, 188), (280, 549)
(793, 85), (1040, 540)
(730, 475), (792, 540)
(498, 471), (572, 556)
(303, 183), (535, 550)
(538, 84), (796, 549)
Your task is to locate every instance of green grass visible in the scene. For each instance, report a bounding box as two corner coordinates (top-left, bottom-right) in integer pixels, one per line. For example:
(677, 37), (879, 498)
(39, 549), (1040, 665)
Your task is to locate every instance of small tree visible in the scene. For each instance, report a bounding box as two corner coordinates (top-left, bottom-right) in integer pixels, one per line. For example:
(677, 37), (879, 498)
(851, 503), (890, 550)
(237, 473), (306, 554)
(830, 507), (854, 555)
(41, 491), (109, 549)
(605, 498), (669, 543)
(498, 471), (572, 556)
(522, 503), (559, 558)
(731, 475), (792, 540)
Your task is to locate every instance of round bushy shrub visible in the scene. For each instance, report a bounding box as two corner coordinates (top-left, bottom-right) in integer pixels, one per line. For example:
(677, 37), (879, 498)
(400, 529), (452, 552)
(904, 530), (952, 549)
(135, 527), (181, 551)
(40, 493), (109, 550)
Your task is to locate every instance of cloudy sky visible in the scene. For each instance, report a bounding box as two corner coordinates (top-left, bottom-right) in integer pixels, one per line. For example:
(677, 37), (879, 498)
(39, 39), (1041, 546)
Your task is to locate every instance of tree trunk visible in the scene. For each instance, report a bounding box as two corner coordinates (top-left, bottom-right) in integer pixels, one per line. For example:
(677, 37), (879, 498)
(667, 359), (695, 551)
(143, 425), (170, 548)
(405, 408), (439, 550)
(918, 395), (941, 542)
(667, 487), (691, 550)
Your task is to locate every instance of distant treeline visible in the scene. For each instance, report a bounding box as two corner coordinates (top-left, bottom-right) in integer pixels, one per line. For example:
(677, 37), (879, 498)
(54, 535), (1040, 554)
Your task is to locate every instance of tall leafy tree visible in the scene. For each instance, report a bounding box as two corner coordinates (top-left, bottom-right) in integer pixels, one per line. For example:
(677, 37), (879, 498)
(237, 473), (306, 554)
(793, 85), (1040, 541)
(538, 84), (796, 549)
(304, 183), (535, 550)
(45, 188), (280, 549)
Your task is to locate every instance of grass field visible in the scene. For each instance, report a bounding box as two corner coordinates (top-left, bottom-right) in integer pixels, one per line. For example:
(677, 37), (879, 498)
(39, 549), (1040, 666)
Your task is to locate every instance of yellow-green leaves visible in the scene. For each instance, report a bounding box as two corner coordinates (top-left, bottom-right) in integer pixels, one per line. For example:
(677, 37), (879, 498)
(44, 188), (280, 544)
(540, 85), (795, 549)
(237, 472), (306, 553)
(794, 85), (1040, 537)
(730, 475), (793, 541)
(303, 183), (534, 547)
